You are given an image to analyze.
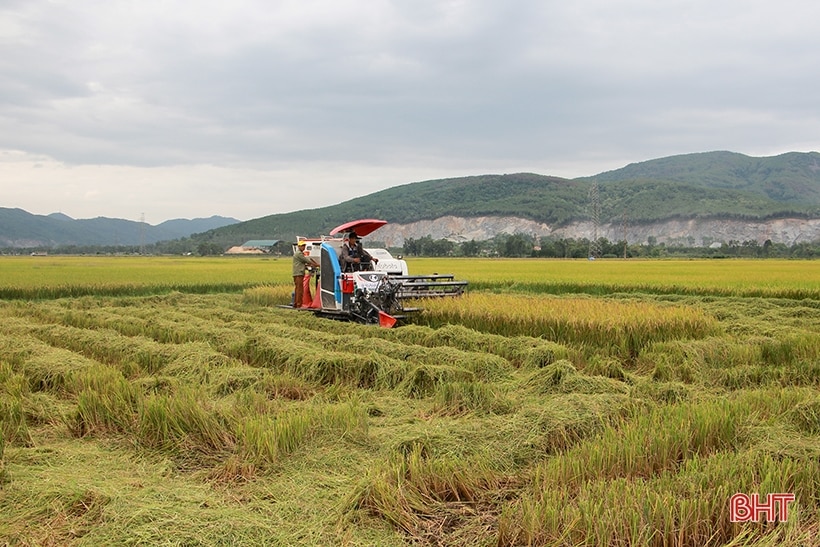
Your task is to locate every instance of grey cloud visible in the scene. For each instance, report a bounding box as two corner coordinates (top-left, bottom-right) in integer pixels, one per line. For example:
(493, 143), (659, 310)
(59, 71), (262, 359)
(2, 0), (819, 220)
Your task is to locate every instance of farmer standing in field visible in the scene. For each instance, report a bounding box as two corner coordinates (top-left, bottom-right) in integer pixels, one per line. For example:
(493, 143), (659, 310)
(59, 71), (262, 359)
(292, 239), (318, 308)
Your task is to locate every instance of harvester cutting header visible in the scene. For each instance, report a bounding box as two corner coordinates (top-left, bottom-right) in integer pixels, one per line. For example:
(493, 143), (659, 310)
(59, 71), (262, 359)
(291, 219), (466, 327)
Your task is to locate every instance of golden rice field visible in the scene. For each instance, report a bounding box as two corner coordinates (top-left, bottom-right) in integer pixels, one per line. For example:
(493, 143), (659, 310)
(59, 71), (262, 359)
(1, 256), (819, 546)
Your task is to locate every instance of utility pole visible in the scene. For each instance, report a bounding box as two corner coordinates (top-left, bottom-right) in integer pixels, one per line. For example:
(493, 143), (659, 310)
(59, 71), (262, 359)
(587, 181), (601, 259)
(139, 213), (146, 255)
(622, 210), (628, 259)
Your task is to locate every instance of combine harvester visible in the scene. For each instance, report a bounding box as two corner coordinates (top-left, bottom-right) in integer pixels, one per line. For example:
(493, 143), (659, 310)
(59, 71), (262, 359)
(294, 219), (466, 328)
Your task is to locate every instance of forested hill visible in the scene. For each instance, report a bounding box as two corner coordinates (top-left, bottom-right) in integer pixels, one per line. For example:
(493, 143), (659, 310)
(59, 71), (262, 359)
(588, 151), (820, 205)
(200, 151), (820, 246)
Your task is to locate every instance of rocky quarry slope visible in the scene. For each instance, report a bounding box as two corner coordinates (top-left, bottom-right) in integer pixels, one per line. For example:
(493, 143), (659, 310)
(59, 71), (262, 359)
(373, 216), (820, 248)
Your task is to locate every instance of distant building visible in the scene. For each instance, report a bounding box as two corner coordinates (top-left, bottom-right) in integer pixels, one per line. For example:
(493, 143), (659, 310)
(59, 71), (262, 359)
(224, 239), (279, 255)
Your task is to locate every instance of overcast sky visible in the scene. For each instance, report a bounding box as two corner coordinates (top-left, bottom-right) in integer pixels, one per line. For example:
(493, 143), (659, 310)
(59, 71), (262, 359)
(2, 0), (819, 223)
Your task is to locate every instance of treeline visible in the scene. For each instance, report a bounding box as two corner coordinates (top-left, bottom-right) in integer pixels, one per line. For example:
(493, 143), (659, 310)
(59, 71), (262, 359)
(403, 234), (820, 259)
(0, 240), (234, 257)
(4, 235), (818, 259)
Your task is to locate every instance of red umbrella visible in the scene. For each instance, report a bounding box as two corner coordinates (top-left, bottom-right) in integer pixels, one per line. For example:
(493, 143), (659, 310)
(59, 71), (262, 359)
(329, 219), (388, 237)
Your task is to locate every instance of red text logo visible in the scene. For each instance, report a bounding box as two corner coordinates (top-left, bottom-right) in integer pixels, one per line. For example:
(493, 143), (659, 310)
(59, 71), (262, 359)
(730, 493), (795, 523)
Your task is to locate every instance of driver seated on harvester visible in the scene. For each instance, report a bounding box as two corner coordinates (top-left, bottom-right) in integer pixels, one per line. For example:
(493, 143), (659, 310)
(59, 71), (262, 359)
(340, 231), (379, 273)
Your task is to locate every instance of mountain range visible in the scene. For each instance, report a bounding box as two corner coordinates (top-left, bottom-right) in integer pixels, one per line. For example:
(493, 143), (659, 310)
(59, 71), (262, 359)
(3, 151), (820, 250)
(192, 151), (820, 249)
(0, 209), (239, 248)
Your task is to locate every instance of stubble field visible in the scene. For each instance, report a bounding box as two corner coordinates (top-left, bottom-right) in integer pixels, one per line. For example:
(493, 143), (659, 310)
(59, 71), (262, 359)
(1, 256), (818, 546)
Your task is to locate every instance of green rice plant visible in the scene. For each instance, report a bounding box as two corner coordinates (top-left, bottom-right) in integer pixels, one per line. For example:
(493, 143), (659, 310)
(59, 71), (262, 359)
(3, 256), (818, 300)
(236, 400), (368, 466)
(781, 358), (820, 387)
(418, 323), (547, 365)
(525, 359), (578, 390)
(630, 378), (693, 405)
(237, 318), (513, 384)
(237, 414), (310, 463)
(0, 398), (31, 448)
(429, 381), (514, 416)
(516, 393), (637, 456)
(27, 322), (185, 376)
(0, 361), (33, 446)
(230, 331), (411, 389)
(131, 375), (178, 398)
(18, 347), (102, 395)
(582, 354), (627, 380)
(501, 475), (730, 547)
(0, 332), (49, 370)
(760, 332), (820, 365)
(69, 380), (141, 437)
(207, 453), (258, 484)
(385, 323), (436, 345)
(400, 364), (475, 398)
(320, 397), (370, 435)
(0, 313), (37, 339)
(165, 342), (242, 383)
(344, 335), (512, 382)
(0, 361), (29, 398)
(521, 341), (575, 368)
(229, 333), (314, 369)
(660, 335), (797, 368)
(137, 389), (233, 455)
(210, 366), (264, 396)
(534, 399), (744, 492)
(405, 346), (511, 381)
(731, 388), (818, 424)
(24, 300), (232, 351)
(242, 284), (292, 307)
(712, 357), (820, 390)
(502, 448), (820, 547)
(254, 373), (316, 401)
(0, 486), (114, 544)
(714, 365), (782, 390)
(32, 324), (138, 368)
(639, 336), (771, 384)
(230, 387), (279, 419)
(292, 351), (381, 388)
(423, 323), (496, 352)
(523, 359), (629, 396)
(789, 398), (820, 435)
(0, 256), (290, 300)
(345, 443), (506, 542)
(0, 434), (7, 485)
(64, 364), (142, 437)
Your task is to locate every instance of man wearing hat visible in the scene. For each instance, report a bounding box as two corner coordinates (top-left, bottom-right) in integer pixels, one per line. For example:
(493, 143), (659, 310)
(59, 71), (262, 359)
(340, 231), (378, 273)
(292, 239), (319, 308)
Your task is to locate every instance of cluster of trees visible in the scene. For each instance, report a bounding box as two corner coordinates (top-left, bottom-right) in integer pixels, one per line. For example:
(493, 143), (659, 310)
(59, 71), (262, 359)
(5, 234), (818, 259)
(402, 234), (820, 259)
